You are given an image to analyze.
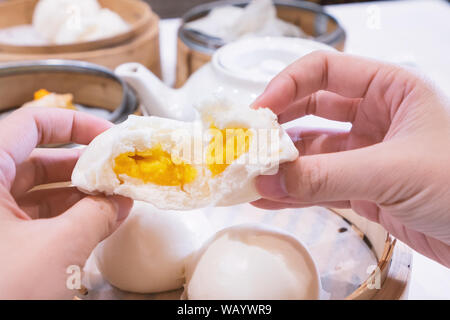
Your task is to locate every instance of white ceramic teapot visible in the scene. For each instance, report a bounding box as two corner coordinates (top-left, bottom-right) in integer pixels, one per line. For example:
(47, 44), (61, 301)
(115, 37), (335, 121)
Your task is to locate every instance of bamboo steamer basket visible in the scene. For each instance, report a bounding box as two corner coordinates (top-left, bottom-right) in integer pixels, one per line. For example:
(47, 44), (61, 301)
(0, 0), (153, 54)
(203, 207), (412, 300)
(176, 0), (345, 87)
(201, 207), (412, 300)
(0, 0), (161, 76)
(78, 206), (412, 300)
(0, 60), (140, 123)
(331, 208), (412, 300)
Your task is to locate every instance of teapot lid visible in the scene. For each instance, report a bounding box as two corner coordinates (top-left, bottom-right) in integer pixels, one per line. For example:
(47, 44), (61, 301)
(212, 37), (335, 84)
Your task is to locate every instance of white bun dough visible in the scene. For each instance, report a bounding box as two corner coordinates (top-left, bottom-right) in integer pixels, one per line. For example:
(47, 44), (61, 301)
(94, 201), (213, 293)
(184, 224), (321, 300)
(32, 0), (128, 44)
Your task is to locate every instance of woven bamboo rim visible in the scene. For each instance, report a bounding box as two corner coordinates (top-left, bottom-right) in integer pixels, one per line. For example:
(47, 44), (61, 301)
(331, 208), (412, 300)
(0, 11), (162, 74)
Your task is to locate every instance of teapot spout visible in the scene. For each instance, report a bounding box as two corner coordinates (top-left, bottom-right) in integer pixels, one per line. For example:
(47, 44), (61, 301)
(115, 63), (196, 121)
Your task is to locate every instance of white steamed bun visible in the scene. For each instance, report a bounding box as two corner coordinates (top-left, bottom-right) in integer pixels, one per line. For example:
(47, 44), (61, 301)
(184, 224), (321, 300)
(94, 201), (213, 293)
(32, 0), (129, 45)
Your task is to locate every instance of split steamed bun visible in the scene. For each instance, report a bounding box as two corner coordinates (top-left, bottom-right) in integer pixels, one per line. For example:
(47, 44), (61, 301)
(32, 0), (129, 45)
(184, 224), (321, 300)
(72, 98), (298, 210)
(94, 201), (213, 293)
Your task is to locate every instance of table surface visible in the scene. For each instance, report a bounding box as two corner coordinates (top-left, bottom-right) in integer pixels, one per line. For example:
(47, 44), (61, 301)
(158, 0), (450, 300)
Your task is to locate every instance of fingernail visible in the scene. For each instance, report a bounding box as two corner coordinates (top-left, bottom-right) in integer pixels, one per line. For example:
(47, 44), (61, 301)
(108, 195), (133, 222)
(251, 93), (267, 110)
(255, 170), (288, 199)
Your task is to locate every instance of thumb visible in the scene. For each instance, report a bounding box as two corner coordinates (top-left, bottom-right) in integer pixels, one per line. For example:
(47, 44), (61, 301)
(256, 144), (391, 203)
(56, 195), (133, 261)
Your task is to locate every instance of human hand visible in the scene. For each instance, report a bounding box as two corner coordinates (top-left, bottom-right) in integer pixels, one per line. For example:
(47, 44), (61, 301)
(0, 107), (133, 299)
(252, 51), (450, 267)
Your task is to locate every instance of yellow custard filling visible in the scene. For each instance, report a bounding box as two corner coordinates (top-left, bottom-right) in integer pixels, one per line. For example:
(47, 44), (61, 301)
(34, 89), (51, 100)
(206, 126), (252, 177)
(33, 89), (76, 110)
(113, 144), (197, 187)
(113, 125), (252, 184)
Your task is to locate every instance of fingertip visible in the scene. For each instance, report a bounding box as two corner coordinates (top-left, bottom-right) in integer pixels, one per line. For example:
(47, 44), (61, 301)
(107, 195), (133, 222)
(255, 171), (288, 199)
(250, 96), (266, 110)
(250, 198), (276, 210)
(251, 83), (276, 110)
(72, 111), (114, 143)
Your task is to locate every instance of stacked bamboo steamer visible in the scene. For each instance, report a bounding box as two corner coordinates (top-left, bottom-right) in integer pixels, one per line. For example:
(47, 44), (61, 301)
(176, 0), (346, 87)
(0, 0), (161, 77)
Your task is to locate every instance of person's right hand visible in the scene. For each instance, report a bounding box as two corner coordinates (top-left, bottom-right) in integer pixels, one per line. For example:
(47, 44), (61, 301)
(252, 51), (450, 267)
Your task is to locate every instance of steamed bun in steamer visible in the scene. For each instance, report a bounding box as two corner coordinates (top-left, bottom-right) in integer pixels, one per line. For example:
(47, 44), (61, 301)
(185, 0), (306, 42)
(79, 9), (130, 43)
(94, 201), (213, 293)
(32, 0), (129, 45)
(33, 0), (100, 43)
(184, 224), (321, 300)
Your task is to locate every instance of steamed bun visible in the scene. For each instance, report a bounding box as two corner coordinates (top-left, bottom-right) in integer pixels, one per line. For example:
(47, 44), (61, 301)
(72, 99), (298, 210)
(94, 201), (213, 293)
(185, 0), (306, 42)
(184, 224), (320, 300)
(32, 0), (129, 45)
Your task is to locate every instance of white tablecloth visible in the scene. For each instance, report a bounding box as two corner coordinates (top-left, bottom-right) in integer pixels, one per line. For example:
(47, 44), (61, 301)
(158, 0), (450, 300)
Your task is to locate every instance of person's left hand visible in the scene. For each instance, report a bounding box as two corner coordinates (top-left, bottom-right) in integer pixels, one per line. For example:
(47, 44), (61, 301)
(0, 107), (133, 299)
